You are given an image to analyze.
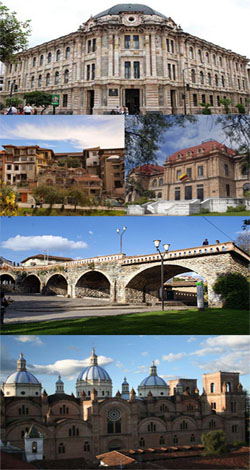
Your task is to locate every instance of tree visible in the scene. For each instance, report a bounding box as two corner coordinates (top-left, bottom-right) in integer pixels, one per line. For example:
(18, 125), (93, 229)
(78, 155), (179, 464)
(23, 91), (53, 114)
(0, 181), (18, 215)
(219, 98), (231, 114)
(33, 185), (60, 211)
(67, 187), (88, 210)
(200, 102), (211, 115)
(125, 115), (196, 171)
(5, 95), (23, 108)
(126, 175), (155, 202)
(235, 231), (250, 255)
(202, 430), (228, 456)
(236, 103), (246, 114)
(213, 272), (249, 310)
(0, 2), (31, 62)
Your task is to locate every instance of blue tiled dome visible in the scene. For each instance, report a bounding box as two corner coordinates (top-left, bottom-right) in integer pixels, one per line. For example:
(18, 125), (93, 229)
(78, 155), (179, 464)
(77, 365), (111, 381)
(6, 371), (40, 385)
(94, 4), (167, 19)
(139, 375), (167, 387)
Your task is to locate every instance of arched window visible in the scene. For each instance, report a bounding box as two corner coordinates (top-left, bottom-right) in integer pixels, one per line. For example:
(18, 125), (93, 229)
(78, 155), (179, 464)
(33, 57), (36, 67)
(31, 76), (35, 88)
(65, 46), (70, 59)
(58, 443), (65, 454)
(189, 47), (193, 59)
(55, 71), (59, 85)
(47, 52), (52, 63)
(46, 73), (50, 86)
(157, 192), (162, 199)
(210, 383), (215, 393)
(191, 69), (196, 83)
(206, 52), (210, 63)
(209, 420), (216, 429)
(190, 434), (195, 442)
(213, 54), (216, 65)
(198, 49), (202, 62)
(64, 69), (69, 83)
(139, 437), (145, 447)
(148, 422), (156, 432)
(208, 72), (212, 85)
(159, 177), (163, 186)
(38, 74), (42, 87)
(219, 56), (222, 66)
(40, 55), (44, 66)
(84, 441), (90, 451)
(200, 71), (204, 84)
(173, 435), (178, 444)
(159, 436), (165, 445)
(160, 404), (168, 412)
(180, 420), (188, 430)
(56, 49), (61, 61)
(221, 75), (225, 87)
(152, 179), (157, 188)
(226, 382), (231, 392)
(215, 74), (219, 86)
(32, 442), (37, 454)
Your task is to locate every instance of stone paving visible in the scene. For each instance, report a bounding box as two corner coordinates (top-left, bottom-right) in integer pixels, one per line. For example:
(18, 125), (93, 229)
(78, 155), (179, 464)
(3, 294), (189, 324)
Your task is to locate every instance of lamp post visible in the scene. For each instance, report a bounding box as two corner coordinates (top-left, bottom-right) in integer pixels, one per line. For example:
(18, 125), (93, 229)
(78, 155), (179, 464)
(153, 240), (170, 311)
(116, 226), (127, 254)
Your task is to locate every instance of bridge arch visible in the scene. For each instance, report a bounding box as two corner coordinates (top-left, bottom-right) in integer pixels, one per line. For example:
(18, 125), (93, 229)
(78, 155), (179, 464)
(75, 270), (111, 298)
(22, 274), (41, 293)
(45, 273), (68, 296)
(0, 273), (16, 292)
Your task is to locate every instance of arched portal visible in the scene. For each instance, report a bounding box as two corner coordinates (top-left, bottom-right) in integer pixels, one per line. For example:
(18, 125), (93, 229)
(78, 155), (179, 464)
(125, 264), (202, 304)
(22, 275), (41, 293)
(0, 274), (15, 292)
(75, 271), (110, 298)
(45, 274), (68, 296)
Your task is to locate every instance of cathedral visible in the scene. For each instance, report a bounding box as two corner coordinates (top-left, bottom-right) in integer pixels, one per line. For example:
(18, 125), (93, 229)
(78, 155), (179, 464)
(1, 349), (246, 461)
(2, 4), (249, 115)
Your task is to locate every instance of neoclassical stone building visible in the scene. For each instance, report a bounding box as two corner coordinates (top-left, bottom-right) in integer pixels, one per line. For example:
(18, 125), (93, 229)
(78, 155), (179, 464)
(2, 4), (249, 114)
(1, 350), (246, 461)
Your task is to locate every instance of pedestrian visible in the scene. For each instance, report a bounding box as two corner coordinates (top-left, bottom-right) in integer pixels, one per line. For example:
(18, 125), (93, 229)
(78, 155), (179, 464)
(7, 105), (17, 115)
(24, 103), (33, 115)
(1, 292), (9, 325)
(202, 238), (209, 246)
(111, 109), (116, 115)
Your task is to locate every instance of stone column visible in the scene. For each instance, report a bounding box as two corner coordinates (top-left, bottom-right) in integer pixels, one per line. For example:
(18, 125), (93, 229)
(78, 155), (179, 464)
(114, 34), (120, 78)
(151, 33), (157, 78)
(108, 34), (113, 77)
(96, 35), (102, 79)
(145, 34), (151, 77)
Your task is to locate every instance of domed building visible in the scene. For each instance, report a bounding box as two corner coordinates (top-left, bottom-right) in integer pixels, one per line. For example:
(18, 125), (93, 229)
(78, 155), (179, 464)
(138, 361), (170, 397)
(2, 353), (41, 397)
(2, 4), (248, 115)
(76, 348), (112, 397)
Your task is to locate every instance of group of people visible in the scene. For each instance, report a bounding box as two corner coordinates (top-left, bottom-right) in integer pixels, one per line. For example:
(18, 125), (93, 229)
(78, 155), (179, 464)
(6, 104), (36, 115)
(111, 106), (129, 115)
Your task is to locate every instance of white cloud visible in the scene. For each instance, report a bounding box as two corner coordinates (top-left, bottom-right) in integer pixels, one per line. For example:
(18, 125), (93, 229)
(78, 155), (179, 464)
(14, 335), (44, 345)
(1, 235), (88, 252)
(141, 352), (149, 357)
(187, 336), (197, 343)
(205, 336), (250, 349)
(162, 352), (187, 362)
(155, 359), (160, 366)
(195, 350), (250, 376)
(134, 365), (148, 374)
(29, 355), (113, 381)
(88, 231), (94, 235)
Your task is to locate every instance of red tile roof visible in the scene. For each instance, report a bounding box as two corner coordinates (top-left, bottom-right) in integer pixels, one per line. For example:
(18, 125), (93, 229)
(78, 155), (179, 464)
(168, 140), (235, 162)
(131, 164), (164, 175)
(96, 450), (135, 467)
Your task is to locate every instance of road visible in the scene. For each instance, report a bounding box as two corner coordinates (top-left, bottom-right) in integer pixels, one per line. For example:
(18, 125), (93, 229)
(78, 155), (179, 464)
(3, 294), (188, 324)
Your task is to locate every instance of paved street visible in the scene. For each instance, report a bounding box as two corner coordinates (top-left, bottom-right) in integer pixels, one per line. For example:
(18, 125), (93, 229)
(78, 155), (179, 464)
(3, 294), (188, 324)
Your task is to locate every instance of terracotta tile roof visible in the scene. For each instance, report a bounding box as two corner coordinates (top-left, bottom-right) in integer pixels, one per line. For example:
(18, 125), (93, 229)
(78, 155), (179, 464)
(131, 163), (164, 175)
(168, 140), (235, 162)
(96, 450), (135, 467)
(74, 176), (102, 182)
(21, 254), (74, 263)
(0, 452), (36, 469)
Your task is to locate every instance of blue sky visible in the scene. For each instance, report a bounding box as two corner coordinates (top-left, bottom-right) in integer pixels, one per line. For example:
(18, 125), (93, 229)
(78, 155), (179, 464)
(0, 216), (247, 264)
(5, 0), (250, 57)
(0, 115), (124, 152)
(1, 335), (249, 395)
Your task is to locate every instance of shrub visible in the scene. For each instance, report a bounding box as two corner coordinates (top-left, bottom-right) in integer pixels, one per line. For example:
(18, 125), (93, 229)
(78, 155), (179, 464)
(227, 205), (246, 213)
(213, 272), (249, 310)
(202, 430), (228, 456)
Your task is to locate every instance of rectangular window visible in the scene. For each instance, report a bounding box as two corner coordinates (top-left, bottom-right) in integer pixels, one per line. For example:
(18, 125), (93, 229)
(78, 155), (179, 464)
(134, 61), (140, 79)
(125, 61), (131, 79)
(209, 95), (214, 106)
(175, 187), (180, 200)
(171, 40), (174, 53)
(92, 64), (95, 80)
(226, 184), (230, 196)
(231, 402), (236, 412)
(172, 64), (176, 80)
(125, 35), (130, 49)
(198, 166), (203, 177)
(232, 425), (238, 433)
(86, 64), (90, 80)
(88, 40), (91, 53)
(168, 64), (171, 79)
(63, 94), (68, 107)
(197, 184), (204, 200)
(176, 170), (181, 180)
(133, 35), (139, 49)
(187, 168), (192, 178)
(193, 94), (198, 106)
(166, 39), (170, 52)
(224, 164), (229, 176)
(93, 38), (96, 52)
(185, 186), (192, 200)
(202, 94), (206, 104)
(217, 95), (220, 107)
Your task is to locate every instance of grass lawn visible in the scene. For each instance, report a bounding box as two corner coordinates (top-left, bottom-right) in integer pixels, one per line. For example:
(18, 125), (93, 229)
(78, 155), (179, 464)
(192, 211), (249, 216)
(1, 308), (248, 335)
(18, 208), (124, 216)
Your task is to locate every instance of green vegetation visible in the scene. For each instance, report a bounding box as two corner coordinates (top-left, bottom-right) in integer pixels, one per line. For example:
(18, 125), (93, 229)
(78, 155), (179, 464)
(18, 207), (124, 216)
(202, 430), (228, 456)
(1, 307), (248, 335)
(192, 210), (249, 216)
(0, 2), (31, 62)
(23, 91), (53, 114)
(213, 272), (249, 310)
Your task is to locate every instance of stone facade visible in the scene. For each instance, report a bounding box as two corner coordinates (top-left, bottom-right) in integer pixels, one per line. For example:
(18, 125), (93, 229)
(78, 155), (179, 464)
(1, 242), (249, 307)
(2, 5), (249, 115)
(1, 355), (246, 461)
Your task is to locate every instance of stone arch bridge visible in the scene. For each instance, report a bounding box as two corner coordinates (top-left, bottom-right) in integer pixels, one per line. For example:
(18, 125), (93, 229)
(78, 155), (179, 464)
(0, 242), (249, 307)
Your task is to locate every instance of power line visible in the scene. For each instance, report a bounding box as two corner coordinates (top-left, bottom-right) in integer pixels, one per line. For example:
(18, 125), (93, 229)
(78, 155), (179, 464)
(202, 216), (235, 241)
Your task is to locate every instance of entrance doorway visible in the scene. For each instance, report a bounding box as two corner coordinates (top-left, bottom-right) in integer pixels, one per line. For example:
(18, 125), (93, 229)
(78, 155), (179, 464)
(125, 89), (140, 114)
(87, 90), (95, 114)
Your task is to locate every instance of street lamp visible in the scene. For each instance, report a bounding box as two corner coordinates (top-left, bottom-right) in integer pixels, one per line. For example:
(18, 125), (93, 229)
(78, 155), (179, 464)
(116, 226), (127, 254)
(153, 240), (170, 311)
